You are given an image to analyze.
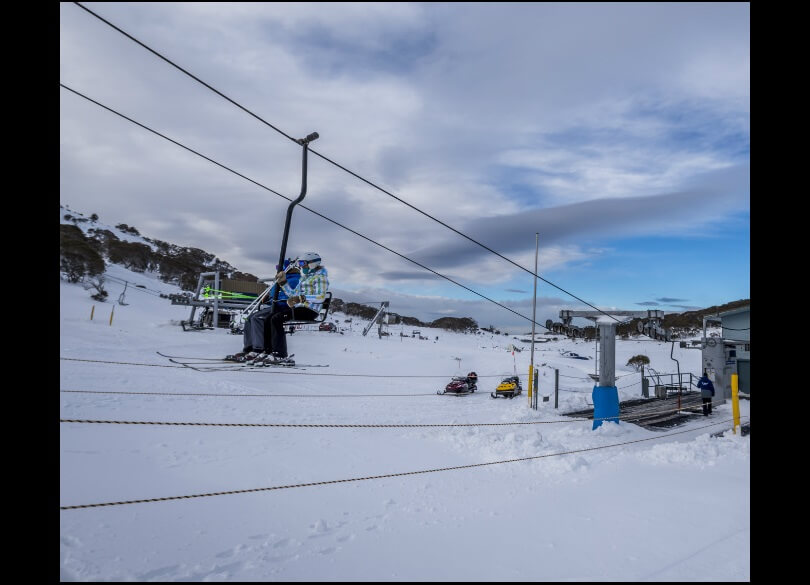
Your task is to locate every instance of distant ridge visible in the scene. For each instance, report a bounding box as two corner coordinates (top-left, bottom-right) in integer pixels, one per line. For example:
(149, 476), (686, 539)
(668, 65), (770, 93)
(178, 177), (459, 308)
(59, 205), (480, 333)
(616, 299), (749, 337)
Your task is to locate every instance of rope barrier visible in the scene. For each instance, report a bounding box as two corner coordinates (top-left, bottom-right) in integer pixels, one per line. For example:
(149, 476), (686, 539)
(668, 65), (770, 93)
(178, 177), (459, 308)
(60, 416), (747, 510)
(61, 357), (185, 369)
(616, 380), (641, 389)
(61, 389), (439, 398)
(558, 387), (591, 394)
(59, 399), (744, 428)
(60, 418), (581, 428)
(60, 357), (538, 379)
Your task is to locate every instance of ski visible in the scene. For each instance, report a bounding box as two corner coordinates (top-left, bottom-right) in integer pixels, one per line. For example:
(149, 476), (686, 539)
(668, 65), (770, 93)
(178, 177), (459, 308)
(156, 351), (232, 362)
(168, 359), (231, 372)
(265, 362), (329, 368)
(167, 358), (328, 371)
(168, 358), (301, 372)
(158, 352), (327, 369)
(160, 359), (230, 364)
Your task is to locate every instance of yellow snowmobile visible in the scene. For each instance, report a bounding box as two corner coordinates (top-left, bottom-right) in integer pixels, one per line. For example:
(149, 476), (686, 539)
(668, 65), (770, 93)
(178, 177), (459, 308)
(491, 375), (522, 399)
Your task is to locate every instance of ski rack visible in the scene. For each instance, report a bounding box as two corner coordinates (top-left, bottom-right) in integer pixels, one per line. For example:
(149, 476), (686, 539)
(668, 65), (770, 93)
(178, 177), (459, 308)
(362, 301), (389, 338)
(170, 271), (257, 330)
(168, 270), (284, 331)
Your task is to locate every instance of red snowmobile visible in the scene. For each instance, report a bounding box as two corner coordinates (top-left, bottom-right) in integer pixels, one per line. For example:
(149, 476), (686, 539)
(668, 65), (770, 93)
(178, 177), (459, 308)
(438, 372), (478, 395)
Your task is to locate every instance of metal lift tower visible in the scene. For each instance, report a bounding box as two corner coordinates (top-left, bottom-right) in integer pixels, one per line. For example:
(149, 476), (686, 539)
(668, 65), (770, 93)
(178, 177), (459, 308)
(559, 309), (665, 429)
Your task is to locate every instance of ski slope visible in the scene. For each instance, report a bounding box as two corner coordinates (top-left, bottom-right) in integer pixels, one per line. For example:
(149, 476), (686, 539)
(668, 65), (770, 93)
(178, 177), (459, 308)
(60, 265), (750, 581)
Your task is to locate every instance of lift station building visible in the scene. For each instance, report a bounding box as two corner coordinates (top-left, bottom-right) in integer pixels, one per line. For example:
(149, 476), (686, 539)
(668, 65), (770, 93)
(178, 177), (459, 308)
(701, 304), (750, 402)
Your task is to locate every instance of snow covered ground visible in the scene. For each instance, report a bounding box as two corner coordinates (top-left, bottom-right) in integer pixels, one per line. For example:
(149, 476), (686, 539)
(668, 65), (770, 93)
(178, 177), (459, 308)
(60, 265), (750, 581)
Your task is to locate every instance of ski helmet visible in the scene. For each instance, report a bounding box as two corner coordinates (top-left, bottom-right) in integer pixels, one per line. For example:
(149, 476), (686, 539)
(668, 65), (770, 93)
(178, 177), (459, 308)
(299, 252), (321, 269)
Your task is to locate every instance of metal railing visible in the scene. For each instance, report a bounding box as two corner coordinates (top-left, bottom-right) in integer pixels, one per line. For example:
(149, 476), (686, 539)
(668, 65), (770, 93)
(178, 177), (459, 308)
(644, 370), (698, 398)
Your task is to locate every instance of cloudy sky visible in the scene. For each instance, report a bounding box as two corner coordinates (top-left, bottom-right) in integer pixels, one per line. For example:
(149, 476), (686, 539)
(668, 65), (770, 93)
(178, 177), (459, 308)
(60, 2), (750, 333)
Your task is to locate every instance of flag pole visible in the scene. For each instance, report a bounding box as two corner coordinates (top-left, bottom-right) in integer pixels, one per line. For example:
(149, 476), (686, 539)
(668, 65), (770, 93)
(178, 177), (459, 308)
(529, 232), (539, 409)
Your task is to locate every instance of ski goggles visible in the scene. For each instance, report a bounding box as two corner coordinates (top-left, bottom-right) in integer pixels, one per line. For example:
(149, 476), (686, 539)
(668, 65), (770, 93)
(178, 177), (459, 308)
(298, 258), (319, 267)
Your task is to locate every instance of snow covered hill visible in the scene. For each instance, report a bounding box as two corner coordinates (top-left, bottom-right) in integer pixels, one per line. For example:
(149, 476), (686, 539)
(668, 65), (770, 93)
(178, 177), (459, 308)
(60, 264), (750, 581)
(60, 205), (257, 293)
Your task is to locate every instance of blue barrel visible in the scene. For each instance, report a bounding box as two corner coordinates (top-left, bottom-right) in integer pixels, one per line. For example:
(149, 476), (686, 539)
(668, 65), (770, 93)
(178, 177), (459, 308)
(592, 385), (619, 430)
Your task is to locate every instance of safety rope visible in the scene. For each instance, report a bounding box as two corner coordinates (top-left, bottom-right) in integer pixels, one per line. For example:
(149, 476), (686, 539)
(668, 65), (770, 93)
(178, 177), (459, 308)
(616, 380), (641, 389)
(60, 357), (525, 378)
(60, 358), (185, 369)
(61, 389), (439, 398)
(60, 418), (580, 428)
(557, 387), (591, 393)
(59, 400), (741, 427)
(60, 416), (747, 510)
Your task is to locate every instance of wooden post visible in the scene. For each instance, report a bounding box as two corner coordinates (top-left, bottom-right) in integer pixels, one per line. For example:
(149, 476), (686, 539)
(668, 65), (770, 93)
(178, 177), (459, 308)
(90, 305), (95, 320)
(109, 305), (115, 326)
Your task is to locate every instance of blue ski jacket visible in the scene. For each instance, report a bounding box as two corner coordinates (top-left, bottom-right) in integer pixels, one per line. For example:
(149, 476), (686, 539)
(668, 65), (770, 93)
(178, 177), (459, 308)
(697, 376), (715, 398)
(266, 271), (300, 308)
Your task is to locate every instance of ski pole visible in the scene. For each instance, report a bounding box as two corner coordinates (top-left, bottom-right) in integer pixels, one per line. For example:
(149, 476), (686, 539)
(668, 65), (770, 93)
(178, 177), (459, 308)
(234, 259), (302, 325)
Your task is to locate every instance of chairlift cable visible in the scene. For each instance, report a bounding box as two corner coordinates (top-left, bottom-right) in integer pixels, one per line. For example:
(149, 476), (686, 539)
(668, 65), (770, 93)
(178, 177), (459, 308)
(60, 83), (546, 330)
(69, 2), (629, 328)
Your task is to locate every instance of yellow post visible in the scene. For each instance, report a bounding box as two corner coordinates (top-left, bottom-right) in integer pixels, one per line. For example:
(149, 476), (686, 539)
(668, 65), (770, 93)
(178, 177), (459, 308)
(528, 365), (534, 406)
(731, 373), (741, 434)
(90, 305), (95, 320)
(109, 305), (115, 326)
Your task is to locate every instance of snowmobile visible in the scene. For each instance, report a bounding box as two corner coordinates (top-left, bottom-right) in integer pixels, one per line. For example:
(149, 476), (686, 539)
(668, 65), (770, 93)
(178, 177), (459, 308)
(437, 372), (478, 395)
(491, 375), (523, 399)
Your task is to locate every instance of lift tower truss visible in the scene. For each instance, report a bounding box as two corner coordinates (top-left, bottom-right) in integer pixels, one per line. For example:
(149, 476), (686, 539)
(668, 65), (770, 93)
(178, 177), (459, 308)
(559, 309), (667, 429)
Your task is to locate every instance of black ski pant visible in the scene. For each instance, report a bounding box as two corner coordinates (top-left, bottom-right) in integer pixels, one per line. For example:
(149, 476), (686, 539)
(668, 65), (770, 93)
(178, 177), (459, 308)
(263, 305), (319, 358)
(242, 305), (273, 352)
(701, 397), (713, 416)
(242, 302), (289, 352)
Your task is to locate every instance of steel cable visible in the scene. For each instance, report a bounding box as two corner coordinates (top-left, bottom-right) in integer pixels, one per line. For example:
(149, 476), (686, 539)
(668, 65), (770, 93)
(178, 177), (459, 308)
(60, 416), (747, 510)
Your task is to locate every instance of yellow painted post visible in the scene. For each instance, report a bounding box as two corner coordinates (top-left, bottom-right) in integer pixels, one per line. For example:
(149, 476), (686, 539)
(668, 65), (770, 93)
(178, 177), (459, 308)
(109, 304), (115, 326)
(528, 365), (533, 407)
(90, 305), (95, 320)
(731, 373), (741, 434)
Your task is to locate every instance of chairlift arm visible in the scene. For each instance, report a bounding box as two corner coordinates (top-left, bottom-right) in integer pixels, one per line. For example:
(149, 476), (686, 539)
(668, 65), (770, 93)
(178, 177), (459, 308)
(287, 291), (332, 324)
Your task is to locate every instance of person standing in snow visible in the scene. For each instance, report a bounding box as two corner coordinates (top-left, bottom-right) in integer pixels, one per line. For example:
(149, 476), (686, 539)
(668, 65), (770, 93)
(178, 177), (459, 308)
(696, 371), (715, 416)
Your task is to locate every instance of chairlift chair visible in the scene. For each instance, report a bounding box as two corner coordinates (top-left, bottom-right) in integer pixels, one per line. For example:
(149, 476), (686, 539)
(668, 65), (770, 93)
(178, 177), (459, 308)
(286, 291), (333, 326)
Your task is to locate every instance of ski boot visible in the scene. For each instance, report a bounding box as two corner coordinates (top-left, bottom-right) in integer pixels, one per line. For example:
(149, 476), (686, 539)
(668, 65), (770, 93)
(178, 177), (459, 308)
(263, 353), (296, 367)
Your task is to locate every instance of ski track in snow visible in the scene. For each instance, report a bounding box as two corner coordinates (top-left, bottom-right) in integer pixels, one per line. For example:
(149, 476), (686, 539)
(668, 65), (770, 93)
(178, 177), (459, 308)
(60, 265), (750, 581)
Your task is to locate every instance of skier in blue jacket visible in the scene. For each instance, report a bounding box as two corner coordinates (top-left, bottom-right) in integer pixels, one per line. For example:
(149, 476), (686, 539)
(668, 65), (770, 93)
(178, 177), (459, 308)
(696, 371), (715, 416)
(227, 259), (300, 363)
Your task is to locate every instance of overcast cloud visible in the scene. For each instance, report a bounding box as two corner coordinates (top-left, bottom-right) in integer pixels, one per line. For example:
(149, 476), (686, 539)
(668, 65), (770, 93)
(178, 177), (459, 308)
(60, 2), (749, 332)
